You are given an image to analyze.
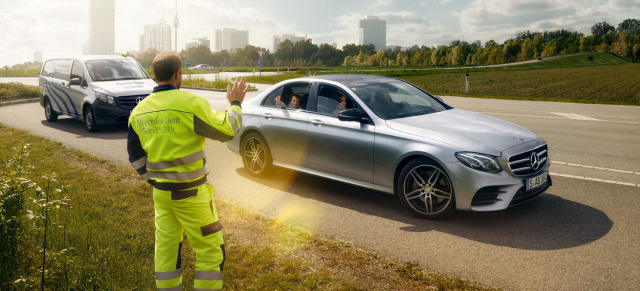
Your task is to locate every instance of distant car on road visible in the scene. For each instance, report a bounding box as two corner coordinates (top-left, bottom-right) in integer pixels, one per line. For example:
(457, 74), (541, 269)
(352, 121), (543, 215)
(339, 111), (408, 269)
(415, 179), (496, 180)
(228, 74), (551, 219)
(190, 64), (215, 71)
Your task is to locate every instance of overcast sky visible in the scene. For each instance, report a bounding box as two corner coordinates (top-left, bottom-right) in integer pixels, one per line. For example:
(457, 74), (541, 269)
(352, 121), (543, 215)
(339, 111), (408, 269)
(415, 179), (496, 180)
(1, 0), (639, 67)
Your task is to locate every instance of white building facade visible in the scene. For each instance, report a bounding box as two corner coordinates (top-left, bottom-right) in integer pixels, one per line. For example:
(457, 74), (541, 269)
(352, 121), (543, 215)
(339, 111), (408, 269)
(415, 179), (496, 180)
(215, 28), (249, 51)
(85, 0), (115, 55)
(185, 37), (211, 50)
(140, 20), (173, 52)
(359, 16), (386, 51)
(273, 34), (308, 52)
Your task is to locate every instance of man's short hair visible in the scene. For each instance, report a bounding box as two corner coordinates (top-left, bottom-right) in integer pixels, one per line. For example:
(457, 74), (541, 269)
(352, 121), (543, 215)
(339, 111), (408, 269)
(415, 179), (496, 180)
(152, 51), (182, 82)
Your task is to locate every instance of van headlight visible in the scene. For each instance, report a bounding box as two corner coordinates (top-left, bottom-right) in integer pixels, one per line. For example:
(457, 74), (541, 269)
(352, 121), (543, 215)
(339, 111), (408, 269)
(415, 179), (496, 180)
(455, 152), (502, 173)
(95, 92), (116, 105)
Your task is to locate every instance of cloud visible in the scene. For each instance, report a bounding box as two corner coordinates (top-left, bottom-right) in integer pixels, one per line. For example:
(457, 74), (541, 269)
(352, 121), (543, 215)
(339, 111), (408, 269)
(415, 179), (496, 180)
(456, 0), (640, 43)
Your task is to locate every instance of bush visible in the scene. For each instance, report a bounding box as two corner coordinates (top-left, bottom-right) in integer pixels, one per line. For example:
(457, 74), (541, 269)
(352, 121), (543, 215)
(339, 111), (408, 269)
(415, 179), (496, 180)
(0, 82), (40, 102)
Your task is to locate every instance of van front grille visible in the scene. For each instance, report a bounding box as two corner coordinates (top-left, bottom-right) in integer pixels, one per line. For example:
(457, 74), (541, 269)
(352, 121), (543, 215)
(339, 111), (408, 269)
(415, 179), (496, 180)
(117, 95), (147, 110)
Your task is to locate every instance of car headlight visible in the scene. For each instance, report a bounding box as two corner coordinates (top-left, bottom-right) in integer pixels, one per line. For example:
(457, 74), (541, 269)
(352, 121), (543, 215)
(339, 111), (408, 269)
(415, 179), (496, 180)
(95, 92), (116, 105)
(455, 152), (502, 173)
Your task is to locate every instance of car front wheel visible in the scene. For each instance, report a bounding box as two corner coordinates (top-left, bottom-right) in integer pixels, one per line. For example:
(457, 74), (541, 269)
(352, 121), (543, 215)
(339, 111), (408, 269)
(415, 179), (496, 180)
(241, 132), (273, 176)
(44, 98), (58, 122)
(397, 158), (456, 219)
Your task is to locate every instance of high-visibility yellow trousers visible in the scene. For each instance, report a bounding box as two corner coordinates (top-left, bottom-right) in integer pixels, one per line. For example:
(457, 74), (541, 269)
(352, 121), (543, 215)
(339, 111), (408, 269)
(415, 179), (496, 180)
(153, 183), (225, 291)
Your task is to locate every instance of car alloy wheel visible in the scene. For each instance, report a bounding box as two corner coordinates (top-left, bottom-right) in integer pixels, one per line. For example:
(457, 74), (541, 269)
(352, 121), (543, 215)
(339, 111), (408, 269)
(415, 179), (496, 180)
(241, 132), (273, 176)
(398, 159), (455, 219)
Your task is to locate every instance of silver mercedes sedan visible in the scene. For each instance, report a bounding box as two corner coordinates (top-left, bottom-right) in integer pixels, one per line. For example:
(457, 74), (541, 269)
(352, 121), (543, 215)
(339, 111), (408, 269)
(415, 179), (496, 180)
(227, 74), (551, 219)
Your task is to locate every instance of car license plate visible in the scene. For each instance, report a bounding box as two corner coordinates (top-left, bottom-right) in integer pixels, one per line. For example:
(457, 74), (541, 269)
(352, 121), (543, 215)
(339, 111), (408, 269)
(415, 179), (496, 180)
(526, 172), (548, 191)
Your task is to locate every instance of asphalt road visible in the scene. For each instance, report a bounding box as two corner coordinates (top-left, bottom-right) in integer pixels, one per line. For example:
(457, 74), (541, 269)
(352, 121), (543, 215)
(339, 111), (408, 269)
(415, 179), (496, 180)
(1, 77), (639, 290)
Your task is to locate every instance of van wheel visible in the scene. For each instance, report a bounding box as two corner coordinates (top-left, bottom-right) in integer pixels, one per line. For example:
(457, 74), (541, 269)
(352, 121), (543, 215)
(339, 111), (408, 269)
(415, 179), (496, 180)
(84, 106), (98, 132)
(44, 98), (58, 122)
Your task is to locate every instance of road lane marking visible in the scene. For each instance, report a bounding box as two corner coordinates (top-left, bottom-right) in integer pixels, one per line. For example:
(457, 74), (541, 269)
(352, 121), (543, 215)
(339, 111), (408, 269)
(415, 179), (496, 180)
(550, 172), (640, 187)
(449, 104), (640, 120)
(552, 161), (639, 175)
(473, 111), (640, 124)
(550, 112), (599, 120)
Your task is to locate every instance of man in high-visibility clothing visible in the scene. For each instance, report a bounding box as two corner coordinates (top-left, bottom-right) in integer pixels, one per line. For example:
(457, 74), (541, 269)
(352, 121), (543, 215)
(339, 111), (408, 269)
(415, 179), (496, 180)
(127, 51), (248, 290)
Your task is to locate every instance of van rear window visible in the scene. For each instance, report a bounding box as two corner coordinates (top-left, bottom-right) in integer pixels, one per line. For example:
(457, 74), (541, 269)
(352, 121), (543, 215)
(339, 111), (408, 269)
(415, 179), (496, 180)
(86, 59), (149, 82)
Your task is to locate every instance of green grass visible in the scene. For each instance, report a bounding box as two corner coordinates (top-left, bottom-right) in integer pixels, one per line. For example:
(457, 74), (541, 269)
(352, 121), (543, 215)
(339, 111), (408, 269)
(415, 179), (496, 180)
(246, 53), (640, 106)
(403, 62), (640, 105)
(0, 69), (40, 77)
(0, 82), (39, 102)
(0, 125), (495, 290)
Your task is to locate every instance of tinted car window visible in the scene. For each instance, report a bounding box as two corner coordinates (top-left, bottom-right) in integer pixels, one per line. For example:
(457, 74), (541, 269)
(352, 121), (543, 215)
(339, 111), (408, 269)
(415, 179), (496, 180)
(351, 81), (447, 119)
(315, 85), (357, 117)
(85, 59), (149, 82)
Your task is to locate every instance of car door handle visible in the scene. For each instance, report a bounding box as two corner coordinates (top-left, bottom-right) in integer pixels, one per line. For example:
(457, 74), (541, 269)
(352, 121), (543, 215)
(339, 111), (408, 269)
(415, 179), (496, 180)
(310, 119), (324, 126)
(263, 113), (274, 120)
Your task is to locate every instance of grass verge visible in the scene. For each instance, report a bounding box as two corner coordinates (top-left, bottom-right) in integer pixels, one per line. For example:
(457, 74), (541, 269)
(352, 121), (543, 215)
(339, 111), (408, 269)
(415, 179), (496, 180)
(0, 124), (495, 290)
(245, 53), (640, 106)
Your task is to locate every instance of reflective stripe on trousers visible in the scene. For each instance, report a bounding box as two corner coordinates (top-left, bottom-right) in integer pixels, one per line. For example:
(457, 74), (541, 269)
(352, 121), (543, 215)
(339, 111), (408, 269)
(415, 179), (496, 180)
(154, 183), (225, 290)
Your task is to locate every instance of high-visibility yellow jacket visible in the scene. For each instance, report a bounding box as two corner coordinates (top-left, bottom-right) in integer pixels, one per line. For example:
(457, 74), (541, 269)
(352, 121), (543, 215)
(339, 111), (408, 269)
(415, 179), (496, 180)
(127, 85), (242, 190)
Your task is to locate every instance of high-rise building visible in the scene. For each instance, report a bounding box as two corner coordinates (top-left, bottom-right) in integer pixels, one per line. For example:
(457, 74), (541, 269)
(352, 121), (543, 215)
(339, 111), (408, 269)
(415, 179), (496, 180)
(85, 0), (115, 55)
(359, 16), (386, 51)
(273, 34), (308, 52)
(215, 28), (249, 51)
(34, 51), (43, 63)
(186, 37), (211, 50)
(140, 19), (173, 52)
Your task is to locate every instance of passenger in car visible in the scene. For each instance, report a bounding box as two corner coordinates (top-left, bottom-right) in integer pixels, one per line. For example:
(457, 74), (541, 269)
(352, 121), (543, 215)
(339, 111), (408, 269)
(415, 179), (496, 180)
(333, 95), (347, 115)
(276, 93), (303, 109)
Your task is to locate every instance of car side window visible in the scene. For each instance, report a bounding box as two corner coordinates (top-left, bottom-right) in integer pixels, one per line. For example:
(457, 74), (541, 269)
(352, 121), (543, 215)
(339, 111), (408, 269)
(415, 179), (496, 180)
(261, 83), (312, 110)
(315, 85), (357, 117)
(261, 86), (282, 107)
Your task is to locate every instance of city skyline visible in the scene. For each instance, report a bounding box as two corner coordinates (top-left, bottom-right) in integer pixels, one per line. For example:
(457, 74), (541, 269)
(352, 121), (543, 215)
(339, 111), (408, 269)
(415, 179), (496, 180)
(1, 0), (639, 66)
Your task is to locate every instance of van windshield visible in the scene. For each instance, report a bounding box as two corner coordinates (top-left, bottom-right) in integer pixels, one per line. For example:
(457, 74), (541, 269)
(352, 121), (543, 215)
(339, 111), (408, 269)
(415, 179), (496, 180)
(85, 59), (149, 82)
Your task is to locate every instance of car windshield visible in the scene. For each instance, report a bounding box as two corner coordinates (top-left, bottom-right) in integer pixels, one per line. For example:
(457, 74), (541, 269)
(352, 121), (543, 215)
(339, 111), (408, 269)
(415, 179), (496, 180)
(85, 59), (149, 82)
(351, 81), (448, 120)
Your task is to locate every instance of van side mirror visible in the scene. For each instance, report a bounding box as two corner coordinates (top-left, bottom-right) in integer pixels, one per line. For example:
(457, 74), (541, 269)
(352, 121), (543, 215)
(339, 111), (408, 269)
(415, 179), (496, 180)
(338, 108), (369, 123)
(69, 77), (82, 86)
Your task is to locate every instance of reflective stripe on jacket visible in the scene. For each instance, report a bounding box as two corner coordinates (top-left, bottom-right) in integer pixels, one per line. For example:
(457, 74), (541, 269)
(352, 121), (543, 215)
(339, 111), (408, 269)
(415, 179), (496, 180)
(127, 85), (242, 186)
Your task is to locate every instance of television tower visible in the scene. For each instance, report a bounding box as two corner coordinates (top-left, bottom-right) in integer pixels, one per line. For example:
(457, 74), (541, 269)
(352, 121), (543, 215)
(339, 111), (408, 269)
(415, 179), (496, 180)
(173, 0), (179, 52)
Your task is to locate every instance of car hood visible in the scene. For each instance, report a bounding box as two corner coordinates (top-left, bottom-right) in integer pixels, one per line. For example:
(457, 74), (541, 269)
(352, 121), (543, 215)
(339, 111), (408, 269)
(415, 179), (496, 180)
(91, 79), (156, 96)
(385, 109), (540, 156)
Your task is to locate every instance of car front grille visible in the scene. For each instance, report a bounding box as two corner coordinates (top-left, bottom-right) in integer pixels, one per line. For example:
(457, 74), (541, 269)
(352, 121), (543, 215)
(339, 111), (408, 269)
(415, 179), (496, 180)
(117, 95), (147, 110)
(508, 144), (548, 176)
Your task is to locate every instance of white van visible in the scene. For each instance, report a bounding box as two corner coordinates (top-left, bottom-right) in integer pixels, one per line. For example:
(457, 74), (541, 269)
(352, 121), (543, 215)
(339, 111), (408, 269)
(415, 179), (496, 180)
(39, 55), (156, 132)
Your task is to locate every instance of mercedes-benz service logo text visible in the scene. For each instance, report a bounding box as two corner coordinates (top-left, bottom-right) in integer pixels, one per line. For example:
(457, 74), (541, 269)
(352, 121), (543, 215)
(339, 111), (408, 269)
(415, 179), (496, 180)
(530, 152), (540, 171)
(136, 97), (144, 104)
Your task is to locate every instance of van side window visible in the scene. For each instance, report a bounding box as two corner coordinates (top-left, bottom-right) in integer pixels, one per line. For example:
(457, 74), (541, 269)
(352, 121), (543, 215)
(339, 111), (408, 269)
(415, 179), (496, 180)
(71, 61), (84, 84)
(52, 60), (72, 81)
(42, 61), (55, 77)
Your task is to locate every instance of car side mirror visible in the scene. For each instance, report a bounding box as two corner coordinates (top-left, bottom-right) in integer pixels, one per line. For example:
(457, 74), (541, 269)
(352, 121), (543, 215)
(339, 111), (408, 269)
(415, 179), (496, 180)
(338, 108), (367, 123)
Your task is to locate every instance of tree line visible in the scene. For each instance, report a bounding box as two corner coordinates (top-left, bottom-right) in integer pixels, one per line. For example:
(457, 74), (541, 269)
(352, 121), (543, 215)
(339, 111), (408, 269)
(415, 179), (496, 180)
(132, 18), (640, 69)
